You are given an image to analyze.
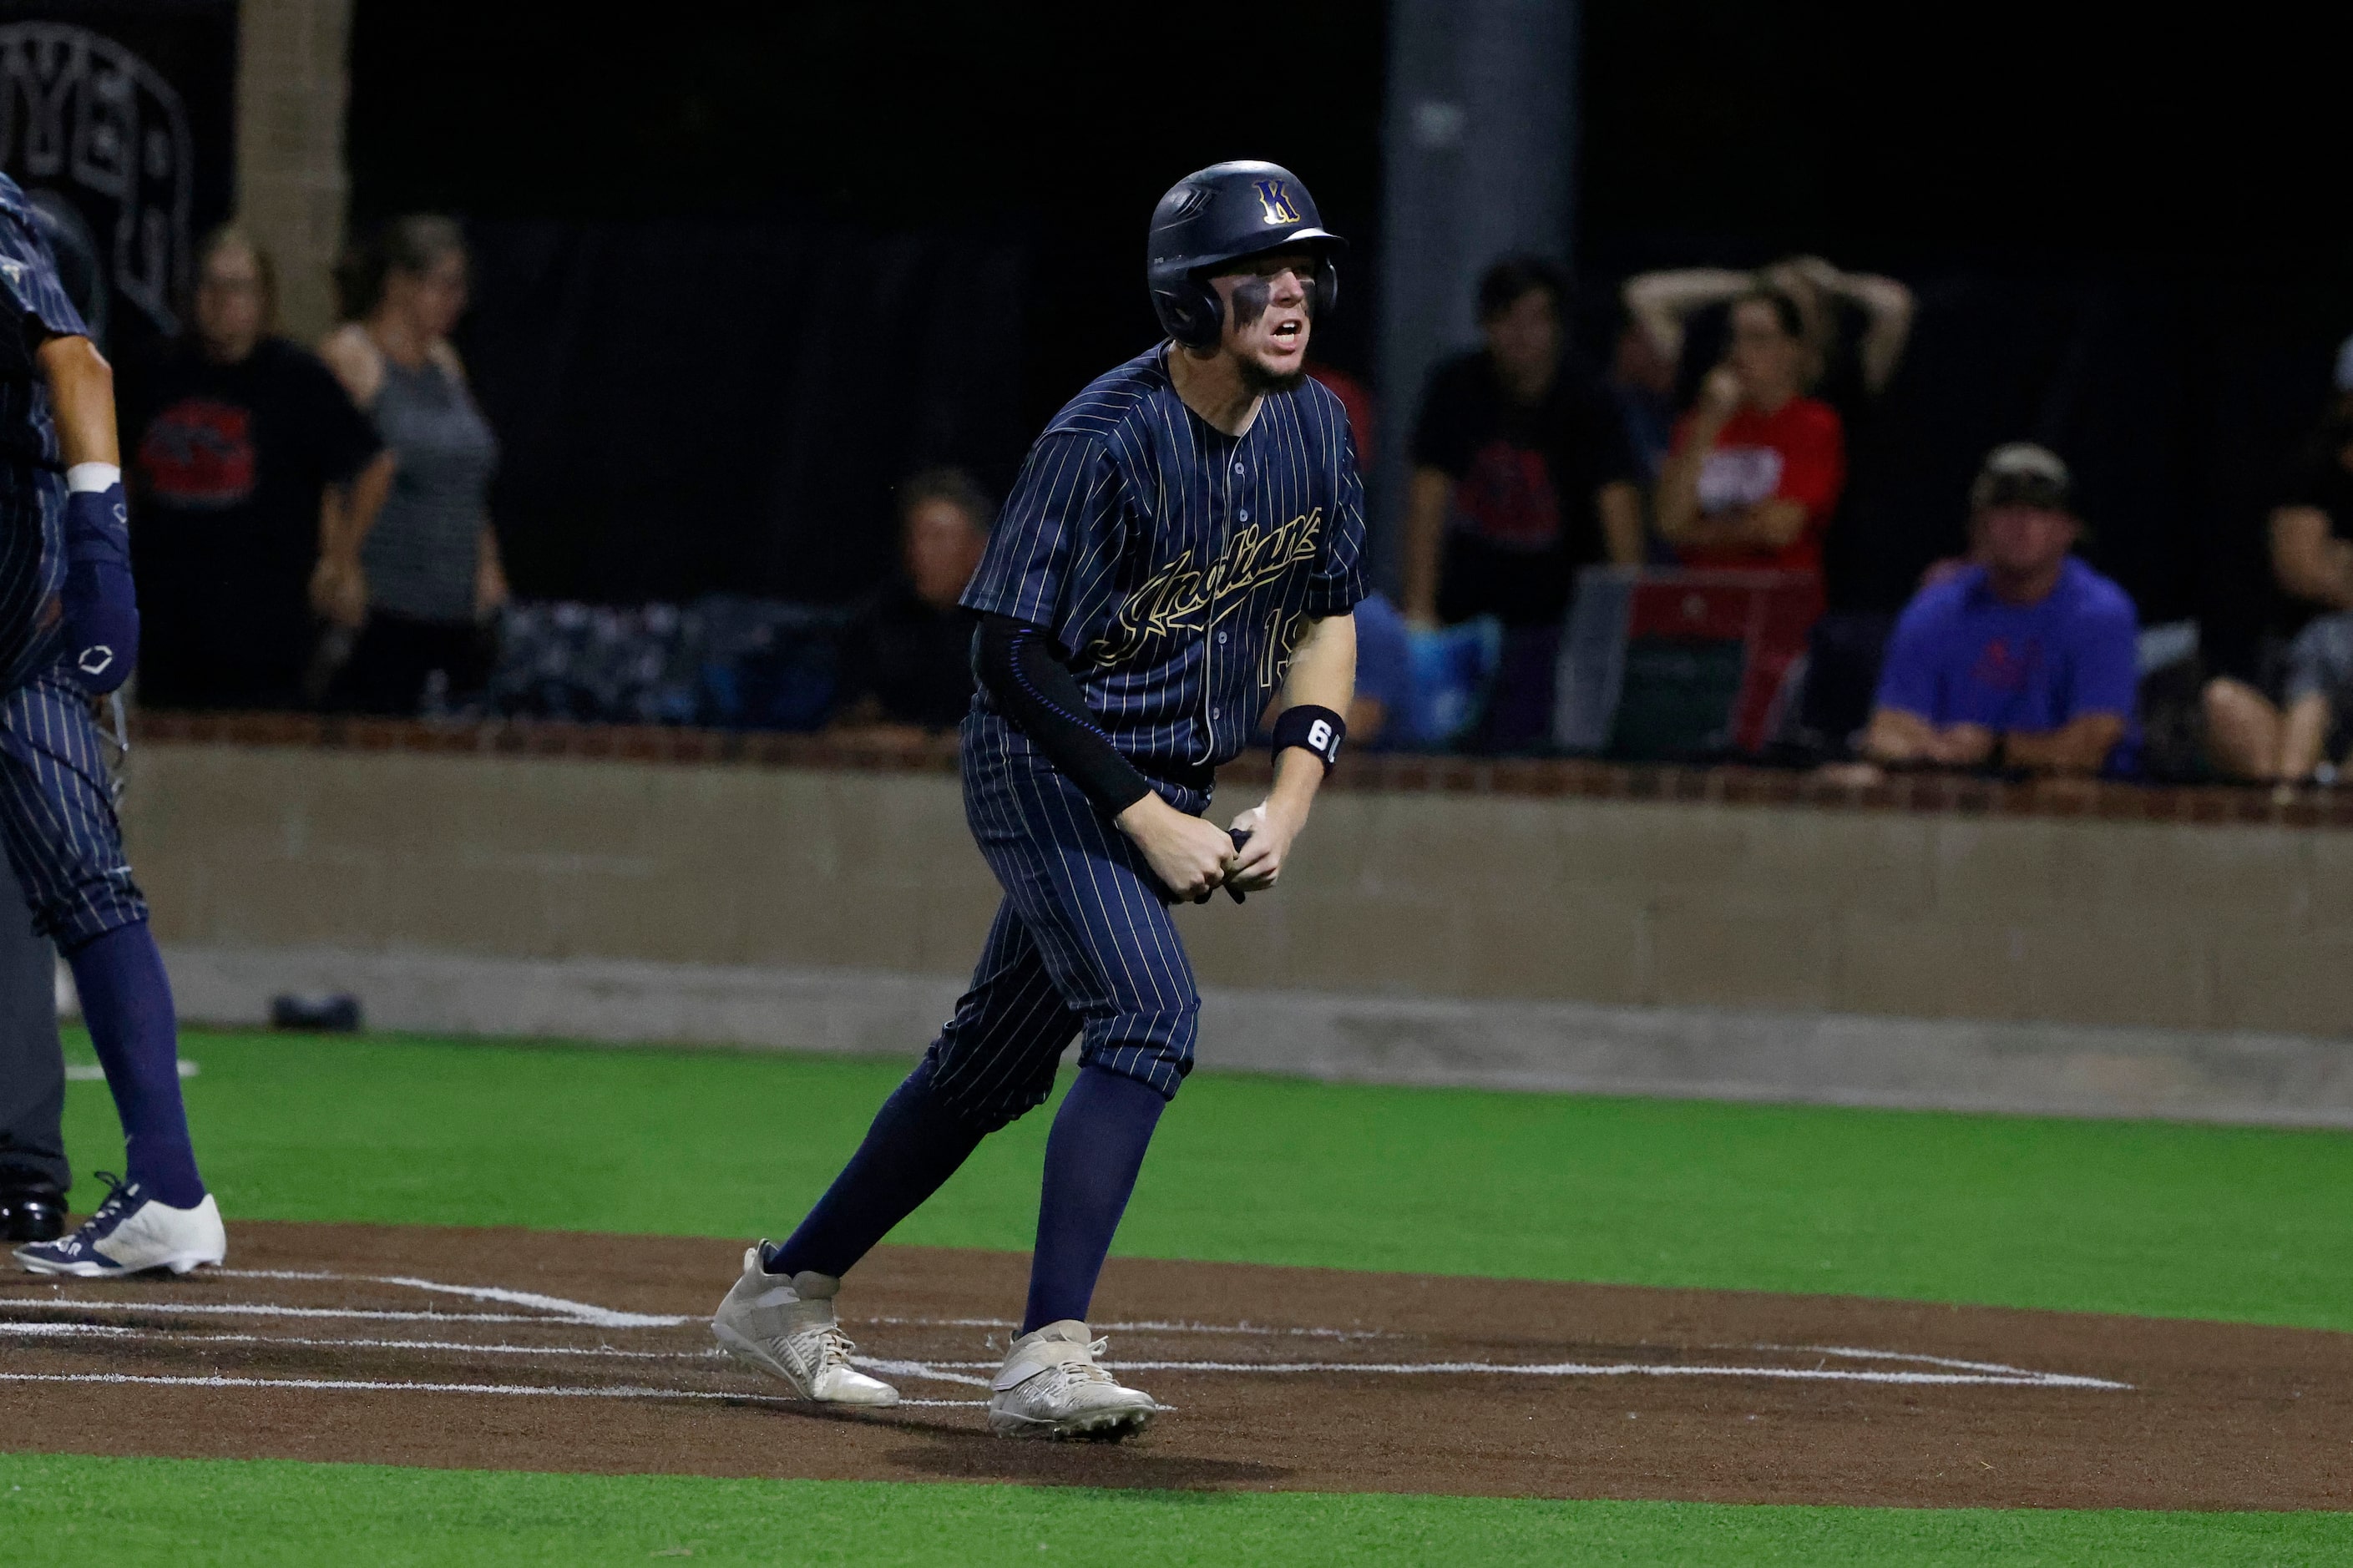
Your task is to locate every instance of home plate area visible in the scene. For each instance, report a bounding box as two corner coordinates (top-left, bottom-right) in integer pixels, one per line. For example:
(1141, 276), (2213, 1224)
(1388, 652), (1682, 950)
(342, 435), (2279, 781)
(1, 1221), (2348, 1510)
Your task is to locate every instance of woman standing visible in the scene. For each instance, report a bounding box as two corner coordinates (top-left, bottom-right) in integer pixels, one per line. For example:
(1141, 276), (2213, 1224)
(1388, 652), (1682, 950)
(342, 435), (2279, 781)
(318, 215), (507, 714)
(124, 226), (390, 709)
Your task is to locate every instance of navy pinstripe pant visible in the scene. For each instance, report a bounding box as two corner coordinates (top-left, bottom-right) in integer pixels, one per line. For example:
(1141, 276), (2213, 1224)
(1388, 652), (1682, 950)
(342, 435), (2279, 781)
(0, 668), (145, 950)
(923, 711), (1206, 1130)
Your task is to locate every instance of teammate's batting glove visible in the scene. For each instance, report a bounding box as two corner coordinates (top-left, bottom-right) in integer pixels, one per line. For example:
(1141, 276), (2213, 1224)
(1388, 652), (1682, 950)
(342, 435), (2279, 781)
(60, 468), (137, 695)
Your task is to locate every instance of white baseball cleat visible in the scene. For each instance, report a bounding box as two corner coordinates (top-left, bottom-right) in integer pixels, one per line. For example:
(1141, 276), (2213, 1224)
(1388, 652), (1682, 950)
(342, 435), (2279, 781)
(988, 1319), (1161, 1440)
(13, 1174), (226, 1277)
(711, 1247), (899, 1406)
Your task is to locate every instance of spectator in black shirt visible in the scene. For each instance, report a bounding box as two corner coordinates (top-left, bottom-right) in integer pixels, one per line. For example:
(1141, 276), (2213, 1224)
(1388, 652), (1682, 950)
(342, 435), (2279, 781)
(2204, 409), (2353, 781)
(830, 468), (993, 739)
(1404, 256), (1643, 751)
(124, 227), (391, 709)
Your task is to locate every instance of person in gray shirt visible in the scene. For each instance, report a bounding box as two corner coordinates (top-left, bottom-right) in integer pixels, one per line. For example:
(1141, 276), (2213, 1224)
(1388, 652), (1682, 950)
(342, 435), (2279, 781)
(319, 216), (506, 714)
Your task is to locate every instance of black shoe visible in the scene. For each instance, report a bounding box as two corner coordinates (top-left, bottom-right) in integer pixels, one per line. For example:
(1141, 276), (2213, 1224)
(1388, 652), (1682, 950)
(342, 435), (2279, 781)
(0, 1176), (66, 1242)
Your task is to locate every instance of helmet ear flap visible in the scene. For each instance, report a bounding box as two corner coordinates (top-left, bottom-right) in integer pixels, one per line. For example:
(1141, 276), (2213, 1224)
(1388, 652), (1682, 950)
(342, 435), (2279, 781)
(1313, 255), (1338, 321)
(1155, 276), (1224, 352)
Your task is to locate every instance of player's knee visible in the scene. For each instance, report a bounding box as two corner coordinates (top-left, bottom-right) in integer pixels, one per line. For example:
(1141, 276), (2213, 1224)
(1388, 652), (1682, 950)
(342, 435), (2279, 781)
(918, 1045), (1058, 1135)
(39, 883), (146, 956)
(1077, 1031), (1193, 1103)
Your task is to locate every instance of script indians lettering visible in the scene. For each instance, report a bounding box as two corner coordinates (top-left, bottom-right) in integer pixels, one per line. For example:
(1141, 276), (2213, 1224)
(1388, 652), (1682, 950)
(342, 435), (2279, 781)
(1087, 508), (1323, 670)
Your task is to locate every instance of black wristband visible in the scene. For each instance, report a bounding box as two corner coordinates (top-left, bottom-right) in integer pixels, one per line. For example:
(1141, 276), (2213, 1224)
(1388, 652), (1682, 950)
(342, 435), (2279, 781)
(1272, 704), (1345, 771)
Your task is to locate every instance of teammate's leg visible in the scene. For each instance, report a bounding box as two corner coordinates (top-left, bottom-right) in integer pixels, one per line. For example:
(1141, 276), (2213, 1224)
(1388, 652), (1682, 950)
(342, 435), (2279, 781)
(63, 925), (201, 1206)
(0, 913), (68, 1241)
(0, 674), (220, 1275)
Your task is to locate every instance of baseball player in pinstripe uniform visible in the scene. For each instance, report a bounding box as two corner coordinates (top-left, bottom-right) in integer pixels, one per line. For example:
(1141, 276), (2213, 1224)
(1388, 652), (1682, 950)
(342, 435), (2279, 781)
(714, 161), (1364, 1439)
(0, 171), (227, 1278)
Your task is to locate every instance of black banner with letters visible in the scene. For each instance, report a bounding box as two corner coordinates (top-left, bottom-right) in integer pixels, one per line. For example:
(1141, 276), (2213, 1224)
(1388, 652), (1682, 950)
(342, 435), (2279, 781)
(0, 0), (234, 357)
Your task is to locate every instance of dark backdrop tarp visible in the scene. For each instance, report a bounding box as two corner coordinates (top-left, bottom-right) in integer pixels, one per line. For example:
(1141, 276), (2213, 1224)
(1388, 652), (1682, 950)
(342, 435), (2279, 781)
(458, 217), (1028, 606)
(1809, 271), (2344, 645)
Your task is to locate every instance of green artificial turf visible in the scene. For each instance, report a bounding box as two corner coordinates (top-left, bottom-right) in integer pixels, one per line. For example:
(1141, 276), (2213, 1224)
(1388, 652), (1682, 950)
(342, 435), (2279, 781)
(60, 1026), (2353, 1331)
(5, 1453), (2346, 1567)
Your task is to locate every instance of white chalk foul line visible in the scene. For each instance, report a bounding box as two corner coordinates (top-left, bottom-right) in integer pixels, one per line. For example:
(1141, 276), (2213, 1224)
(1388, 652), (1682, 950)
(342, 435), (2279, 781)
(7, 1277), (2129, 1394)
(0, 1370), (982, 1407)
(1749, 1343), (2064, 1379)
(856, 1315), (1390, 1341)
(210, 1269), (686, 1329)
(0, 1319), (719, 1361)
(0, 1299), (558, 1324)
(860, 1357), (2128, 1391)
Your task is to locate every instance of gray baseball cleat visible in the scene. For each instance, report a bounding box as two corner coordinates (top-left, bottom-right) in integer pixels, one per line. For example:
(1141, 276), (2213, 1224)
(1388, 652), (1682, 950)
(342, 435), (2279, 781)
(987, 1319), (1161, 1439)
(711, 1247), (899, 1406)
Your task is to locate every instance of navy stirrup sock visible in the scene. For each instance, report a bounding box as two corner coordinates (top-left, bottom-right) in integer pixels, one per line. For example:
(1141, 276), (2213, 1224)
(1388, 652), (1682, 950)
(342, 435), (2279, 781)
(68, 922), (205, 1209)
(767, 1062), (984, 1280)
(1021, 1065), (1166, 1334)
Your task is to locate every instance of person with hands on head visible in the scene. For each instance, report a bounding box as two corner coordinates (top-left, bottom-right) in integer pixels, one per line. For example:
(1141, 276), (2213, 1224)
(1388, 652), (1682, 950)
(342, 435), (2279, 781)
(1655, 287), (1846, 575)
(708, 161), (1363, 1444)
(0, 172), (226, 1281)
(1624, 255), (1915, 422)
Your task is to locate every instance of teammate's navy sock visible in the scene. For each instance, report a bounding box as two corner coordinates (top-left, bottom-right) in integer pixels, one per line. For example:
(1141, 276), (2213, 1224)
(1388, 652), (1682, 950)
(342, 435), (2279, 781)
(1020, 1064), (1166, 1334)
(767, 1062), (984, 1279)
(67, 922), (205, 1209)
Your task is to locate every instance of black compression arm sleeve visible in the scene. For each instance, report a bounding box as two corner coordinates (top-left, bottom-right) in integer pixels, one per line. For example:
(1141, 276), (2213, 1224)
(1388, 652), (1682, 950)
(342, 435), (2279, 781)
(975, 614), (1154, 818)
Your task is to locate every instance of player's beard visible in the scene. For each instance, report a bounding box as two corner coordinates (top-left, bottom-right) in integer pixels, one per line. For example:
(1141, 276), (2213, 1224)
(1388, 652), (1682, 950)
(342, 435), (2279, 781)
(1237, 352), (1308, 397)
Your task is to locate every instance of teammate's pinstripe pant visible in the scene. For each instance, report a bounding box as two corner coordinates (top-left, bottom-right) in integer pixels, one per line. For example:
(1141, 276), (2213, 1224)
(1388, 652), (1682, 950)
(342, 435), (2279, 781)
(0, 668), (146, 950)
(923, 711), (1205, 1130)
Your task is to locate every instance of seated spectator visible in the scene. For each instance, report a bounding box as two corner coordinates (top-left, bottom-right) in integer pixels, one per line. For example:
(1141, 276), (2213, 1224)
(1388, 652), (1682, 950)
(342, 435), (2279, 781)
(1656, 289), (1846, 576)
(829, 468), (992, 738)
(1860, 445), (2138, 776)
(1404, 255), (1643, 751)
(124, 227), (392, 710)
(2203, 402), (2353, 782)
(2268, 610), (2353, 783)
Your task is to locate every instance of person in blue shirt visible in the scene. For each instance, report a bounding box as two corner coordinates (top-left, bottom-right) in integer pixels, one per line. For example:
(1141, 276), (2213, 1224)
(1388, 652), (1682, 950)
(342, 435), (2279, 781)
(1862, 444), (2139, 776)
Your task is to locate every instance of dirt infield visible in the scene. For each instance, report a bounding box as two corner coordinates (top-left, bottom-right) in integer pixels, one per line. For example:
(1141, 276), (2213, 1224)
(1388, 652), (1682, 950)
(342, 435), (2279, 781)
(2, 1220), (2348, 1510)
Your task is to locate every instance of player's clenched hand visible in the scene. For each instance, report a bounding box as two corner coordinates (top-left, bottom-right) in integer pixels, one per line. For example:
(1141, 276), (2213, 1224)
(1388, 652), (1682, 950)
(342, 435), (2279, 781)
(1225, 802), (1299, 893)
(1116, 793), (1233, 903)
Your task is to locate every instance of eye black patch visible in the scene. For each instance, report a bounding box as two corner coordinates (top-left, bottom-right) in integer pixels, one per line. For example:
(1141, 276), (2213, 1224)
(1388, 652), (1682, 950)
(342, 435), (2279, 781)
(1229, 276), (1271, 328)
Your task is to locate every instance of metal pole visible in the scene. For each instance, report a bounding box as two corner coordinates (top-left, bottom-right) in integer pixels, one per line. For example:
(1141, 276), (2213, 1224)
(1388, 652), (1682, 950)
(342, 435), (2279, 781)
(1374, 0), (1580, 592)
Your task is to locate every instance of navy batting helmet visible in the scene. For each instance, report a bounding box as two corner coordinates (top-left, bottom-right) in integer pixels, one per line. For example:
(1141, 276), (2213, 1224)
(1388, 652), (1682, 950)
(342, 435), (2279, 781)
(1148, 161), (1343, 352)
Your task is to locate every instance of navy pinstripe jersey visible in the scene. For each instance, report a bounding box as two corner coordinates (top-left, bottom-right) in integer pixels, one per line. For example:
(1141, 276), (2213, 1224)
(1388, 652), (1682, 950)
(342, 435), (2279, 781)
(960, 345), (1368, 780)
(0, 174), (88, 685)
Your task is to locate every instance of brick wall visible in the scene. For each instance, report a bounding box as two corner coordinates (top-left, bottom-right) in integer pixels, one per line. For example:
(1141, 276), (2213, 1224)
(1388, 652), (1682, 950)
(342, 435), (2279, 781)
(117, 722), (2353, 1039)
(234, 0), (353, 344)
